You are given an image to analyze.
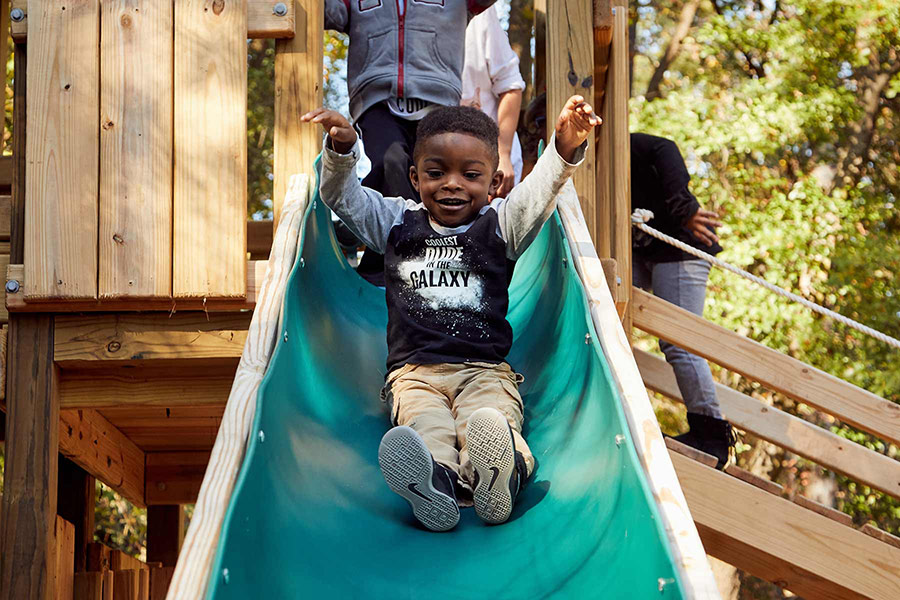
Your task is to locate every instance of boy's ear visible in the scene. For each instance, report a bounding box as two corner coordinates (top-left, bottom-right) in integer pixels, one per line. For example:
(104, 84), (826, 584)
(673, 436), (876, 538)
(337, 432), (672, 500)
(409, 165), (420, 193)
(489, 169), (503, 196)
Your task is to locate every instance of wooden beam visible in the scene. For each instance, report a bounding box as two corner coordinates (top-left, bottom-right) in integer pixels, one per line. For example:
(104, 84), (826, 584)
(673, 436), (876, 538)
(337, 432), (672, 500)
(0, 195), (10, 240)
(273, 0), (322, 226)
(145, 452), (210, 505)
(547, 0), (597, 242)
(25, 0), (100, 300)
(57, 457), (96, 573)
(149, 567), (174, 600)
(609, 7), (632, 330)
(147, 505), (186, 567)
(58, 408), (146, 508)
(54, 516), (75, 600)
(174, 0), (247, 298)
(74, 572), (104, 600)
(0, 324), (7, 403)
(60, 368), (232, 409)
(636, 348), (900, 499)
(532, 0), (546, 96)
(0, 315), (59, 600)
(248, 0), (294, 38)
(54, 313), (251, 369)
(6, 260), (268, 313)
(11, 0), (294, 42)
(247, 219), (274, 260)
(633, 287), (900, 446)
(113, 570), (140, 600)
(100, 0), (173, 299)
(672, 450), (900, 599)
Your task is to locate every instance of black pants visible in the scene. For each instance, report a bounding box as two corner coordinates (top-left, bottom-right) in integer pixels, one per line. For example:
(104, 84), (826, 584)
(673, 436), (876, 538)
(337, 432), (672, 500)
(355, 103), (421, 286)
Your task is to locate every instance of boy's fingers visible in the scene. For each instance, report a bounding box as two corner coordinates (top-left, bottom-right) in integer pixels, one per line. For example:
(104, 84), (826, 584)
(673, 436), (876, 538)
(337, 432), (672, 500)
(301, 107), (327, 121)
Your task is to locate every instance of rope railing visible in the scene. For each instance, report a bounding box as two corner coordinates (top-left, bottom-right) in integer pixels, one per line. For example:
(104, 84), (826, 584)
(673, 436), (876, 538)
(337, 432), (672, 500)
(631, 209), (900, 351)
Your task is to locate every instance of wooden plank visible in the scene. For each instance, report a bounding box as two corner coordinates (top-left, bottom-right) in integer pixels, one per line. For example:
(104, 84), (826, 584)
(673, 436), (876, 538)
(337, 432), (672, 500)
(633, 288), (900, 446)
(168, 175), (310, 600)
(247, 219), (273, 260)
(57, 457), (96, 572)
(533, 0), (546, 96)
(0, 315), (59, 600)
(664, 436), (717, 469)
(273, 0), (322, 226)
(723, 464), (783, 495)
(859, 523), (900, 551)
(100, 0), (173, 299)
(112, 570), (139, 600)
(101, 571), (113, 600)
(174, 0), (247, 298)
(148, 567), (174, 600)
(0, 324), (7, 402)
(9, 0), (24, 41)
(55, 516), (76, 600)
(0, 159), (10, 191)
(139, 570), (149, 600)
(109, 550), (141, 572)
(61, 370), (232, 409)
(6, 260), (268, 312)
(145, 453), (210, 505)
(54, 313), (251, 368)
(147, 505), (185, 565)
(672, 450), (900, 600)
(25, 0), (99, 299)
(609, 7), (631, 329)
(120, 427), (218, 452)
(0, 195), (10, 239)
(792, 494), (853, 527)
(86, 543), (111, 572)
(248, 0), (293, 38)
(636, 348), (900, 499)
(59, 409), (146, 508)
(74, 572), (104, 600)
(553, 183), (719, 596)
(9, 43), (25, 263)
(547, 0), (596, 243)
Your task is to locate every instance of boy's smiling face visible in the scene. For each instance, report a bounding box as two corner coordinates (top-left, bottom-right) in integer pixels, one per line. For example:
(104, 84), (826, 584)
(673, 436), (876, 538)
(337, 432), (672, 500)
(410, 132), (503, 228)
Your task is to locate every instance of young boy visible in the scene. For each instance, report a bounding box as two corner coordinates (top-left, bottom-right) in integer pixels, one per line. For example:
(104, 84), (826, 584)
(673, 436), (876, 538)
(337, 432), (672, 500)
(302, 95), (599, 531)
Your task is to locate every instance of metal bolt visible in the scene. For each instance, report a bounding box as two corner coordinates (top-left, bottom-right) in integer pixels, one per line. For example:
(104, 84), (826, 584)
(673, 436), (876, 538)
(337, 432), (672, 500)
(300, 258), (306, 268)
(107, 341), (122, 353)
(10, 8), (24, 22)
(562, 257), (568, 268)
(611, 7), (617, 16)
(283, 331), (289, 343)
(615, 434), (626, 447)
(222, 568), (230, 584)
(584, 333), (591, 344)
(616, 276), (622, 285)
(273, 2), (288, 16)
(658, 577), (675, 592)
(5, 279), (19, 293)
(258, 430), (266, 443)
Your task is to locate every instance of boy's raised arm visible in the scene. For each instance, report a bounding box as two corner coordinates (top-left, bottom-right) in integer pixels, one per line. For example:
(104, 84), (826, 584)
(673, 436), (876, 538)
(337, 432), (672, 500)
(497, 96), (600, 260)
(302, 109), (408, 254)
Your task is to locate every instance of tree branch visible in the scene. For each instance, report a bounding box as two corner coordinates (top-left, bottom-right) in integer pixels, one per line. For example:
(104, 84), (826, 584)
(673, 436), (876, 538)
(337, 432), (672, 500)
(645, 0), (701, 101)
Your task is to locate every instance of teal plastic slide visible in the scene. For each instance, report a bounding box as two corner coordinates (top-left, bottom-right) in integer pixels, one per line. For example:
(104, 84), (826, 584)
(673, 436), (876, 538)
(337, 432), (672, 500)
(205, 187), (689, 598)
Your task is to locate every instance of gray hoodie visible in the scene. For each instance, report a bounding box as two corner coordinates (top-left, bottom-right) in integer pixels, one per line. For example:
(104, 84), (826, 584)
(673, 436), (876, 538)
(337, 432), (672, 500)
(325, 0), (496, 121)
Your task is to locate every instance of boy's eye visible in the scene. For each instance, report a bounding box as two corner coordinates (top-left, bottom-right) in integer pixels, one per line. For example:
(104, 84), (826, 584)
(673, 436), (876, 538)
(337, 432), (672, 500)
(464, 171), (482, 180)
(425, 170), (443, 178)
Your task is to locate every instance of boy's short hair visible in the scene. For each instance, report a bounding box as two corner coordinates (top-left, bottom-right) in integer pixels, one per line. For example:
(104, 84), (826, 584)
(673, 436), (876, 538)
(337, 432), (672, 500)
(413, 106), (500, 167)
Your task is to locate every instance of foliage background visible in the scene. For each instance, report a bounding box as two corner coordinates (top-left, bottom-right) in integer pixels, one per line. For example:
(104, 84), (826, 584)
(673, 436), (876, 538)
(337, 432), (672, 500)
(0, 2), (897, 598)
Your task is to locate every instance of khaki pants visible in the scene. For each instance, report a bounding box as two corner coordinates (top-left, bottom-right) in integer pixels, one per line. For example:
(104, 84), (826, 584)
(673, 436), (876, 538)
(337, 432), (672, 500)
(383, 362), (534, 491)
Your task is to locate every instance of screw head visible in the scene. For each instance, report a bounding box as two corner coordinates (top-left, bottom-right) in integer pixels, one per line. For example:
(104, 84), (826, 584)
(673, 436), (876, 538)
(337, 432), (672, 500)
(615, 434), (626, 447)
(5, 279), (19, 293)
(273, 2), (288, 16)
(584, 333), (591, 344)
(258, 430), (266, 443)
(283, 331), (289, 343)
(10, 8), (24, 22)
(299, 257), (305, 268)
(222, 568), (230, 584)
(107, 341), (122, 353)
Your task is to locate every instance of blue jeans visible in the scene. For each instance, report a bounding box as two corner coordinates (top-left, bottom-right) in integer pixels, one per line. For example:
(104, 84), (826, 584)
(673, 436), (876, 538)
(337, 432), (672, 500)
(633, 258), (722, 419)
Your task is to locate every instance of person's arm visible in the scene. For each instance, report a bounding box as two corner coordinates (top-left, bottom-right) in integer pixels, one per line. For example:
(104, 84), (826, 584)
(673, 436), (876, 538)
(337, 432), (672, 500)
(496, 89), (522, 197)
(303, 109), (408, 253)
(324, 0), (349, 33)
(497, 96), (600, 259)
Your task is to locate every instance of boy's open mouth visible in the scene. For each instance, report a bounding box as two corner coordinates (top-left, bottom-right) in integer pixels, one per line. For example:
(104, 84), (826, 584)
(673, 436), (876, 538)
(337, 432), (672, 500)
(435, 197), (469, 207)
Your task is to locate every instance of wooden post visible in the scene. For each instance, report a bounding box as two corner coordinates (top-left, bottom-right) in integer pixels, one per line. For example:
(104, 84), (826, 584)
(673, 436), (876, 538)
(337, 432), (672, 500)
(147, 505), (185, 567)
(55, 516), (76, 600)
(592, 0), (614, 259)
(533, 0), (546, 97)
(546, 0), (597, 243)
(0, 315), (59, 600)
(57, 457), (97, 573)
(609, 5), (632, 332)
(273, 0), (323, 227)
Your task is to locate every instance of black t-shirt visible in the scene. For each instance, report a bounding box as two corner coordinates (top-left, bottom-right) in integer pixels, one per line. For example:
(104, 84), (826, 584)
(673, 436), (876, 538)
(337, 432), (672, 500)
(384, 207), (515, 373)
(631, 133), (722, 262)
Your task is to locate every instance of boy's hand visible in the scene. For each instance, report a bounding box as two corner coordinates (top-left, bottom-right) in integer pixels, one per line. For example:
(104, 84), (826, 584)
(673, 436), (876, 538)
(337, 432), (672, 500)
(301, 108), (357, 154)
(555, 95), (601, 163)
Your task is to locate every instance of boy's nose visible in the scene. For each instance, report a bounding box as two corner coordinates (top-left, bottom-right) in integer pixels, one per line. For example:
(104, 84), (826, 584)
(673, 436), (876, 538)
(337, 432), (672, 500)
(442, 175), (464, 190)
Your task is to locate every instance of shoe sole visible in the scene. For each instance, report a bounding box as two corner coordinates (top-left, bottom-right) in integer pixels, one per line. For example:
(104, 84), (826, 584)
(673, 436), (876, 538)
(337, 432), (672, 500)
(378, 426), (459, 532)
(467, 408), (516, 524)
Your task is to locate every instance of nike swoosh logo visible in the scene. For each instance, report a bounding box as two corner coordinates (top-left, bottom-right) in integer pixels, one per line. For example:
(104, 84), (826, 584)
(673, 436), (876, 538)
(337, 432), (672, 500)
(407, 483), (431, 502)
(488, 466), (501, 491)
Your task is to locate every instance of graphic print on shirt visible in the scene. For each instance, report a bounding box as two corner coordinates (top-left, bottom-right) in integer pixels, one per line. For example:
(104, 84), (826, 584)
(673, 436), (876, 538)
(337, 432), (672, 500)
(395, 234), (485, 313)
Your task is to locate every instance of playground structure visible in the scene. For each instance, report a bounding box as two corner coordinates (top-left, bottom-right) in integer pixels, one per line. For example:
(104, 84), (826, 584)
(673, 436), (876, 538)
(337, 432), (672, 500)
(0, 1), (897, 599)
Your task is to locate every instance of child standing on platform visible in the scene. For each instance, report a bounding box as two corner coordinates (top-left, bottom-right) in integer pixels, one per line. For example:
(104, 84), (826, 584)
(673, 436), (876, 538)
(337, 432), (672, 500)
(303, 95), (600, 531)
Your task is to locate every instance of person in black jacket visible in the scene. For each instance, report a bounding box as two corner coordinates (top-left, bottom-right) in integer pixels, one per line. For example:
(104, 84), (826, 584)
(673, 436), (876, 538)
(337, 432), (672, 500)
(631, 132), (735, 469)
